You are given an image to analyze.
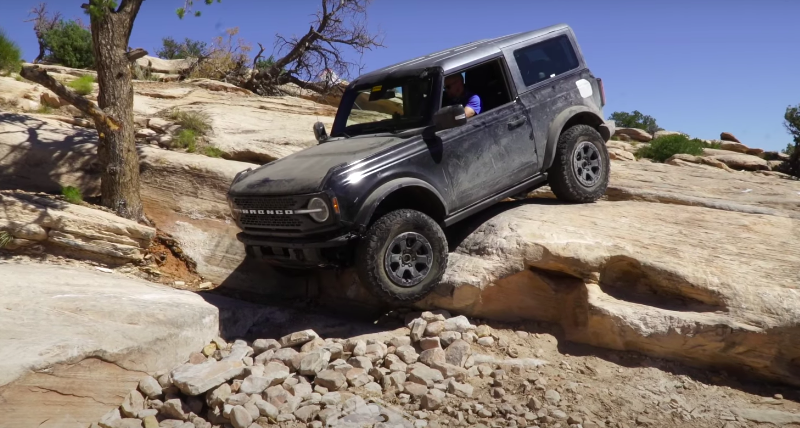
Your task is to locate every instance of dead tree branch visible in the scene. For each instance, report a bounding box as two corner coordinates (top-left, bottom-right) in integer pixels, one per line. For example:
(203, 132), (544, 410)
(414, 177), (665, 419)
(25, 3), (62, 64)
(244, 0), (384, 96)
(21, 65), (120, 130)
(126, 47), (148, 62)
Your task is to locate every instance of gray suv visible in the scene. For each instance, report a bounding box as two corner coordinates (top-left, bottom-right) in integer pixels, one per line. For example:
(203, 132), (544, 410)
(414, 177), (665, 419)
(227, 23), (614, 303)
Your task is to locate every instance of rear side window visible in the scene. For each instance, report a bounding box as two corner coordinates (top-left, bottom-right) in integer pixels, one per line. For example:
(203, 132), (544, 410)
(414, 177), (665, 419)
(513, 35), (579, 87)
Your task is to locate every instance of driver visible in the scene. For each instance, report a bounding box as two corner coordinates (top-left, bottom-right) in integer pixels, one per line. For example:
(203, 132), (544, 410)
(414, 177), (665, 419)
(443, 73), (481, 118)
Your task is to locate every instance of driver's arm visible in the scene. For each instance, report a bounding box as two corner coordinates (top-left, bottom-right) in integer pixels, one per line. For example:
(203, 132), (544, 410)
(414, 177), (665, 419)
(464, 94), (481, 118)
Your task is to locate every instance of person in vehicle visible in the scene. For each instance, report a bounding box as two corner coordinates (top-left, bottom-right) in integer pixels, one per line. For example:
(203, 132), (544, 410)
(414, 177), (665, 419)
(443, 73), (481, 117)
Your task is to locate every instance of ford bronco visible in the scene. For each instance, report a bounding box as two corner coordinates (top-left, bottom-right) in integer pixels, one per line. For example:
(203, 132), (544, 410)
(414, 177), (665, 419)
(227, 24), (615, 303)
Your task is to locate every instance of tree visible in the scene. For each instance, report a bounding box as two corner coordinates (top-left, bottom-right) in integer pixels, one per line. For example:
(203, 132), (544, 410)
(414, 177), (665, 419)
(245, 0), (384, 96)
(156, 36), (207, 59)
(0, 29), (22, 74)
(609, 110), (662, 135)
(42, 20), (95, 69)
(20, 0), (379, 221)
(783, 104), (800, 178)
(25, 3), (61, 64)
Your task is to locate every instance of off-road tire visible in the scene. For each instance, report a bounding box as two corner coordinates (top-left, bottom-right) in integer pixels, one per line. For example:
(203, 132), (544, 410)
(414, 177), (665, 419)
(547, 124), (610, 203)
(356, 209), (448, 304)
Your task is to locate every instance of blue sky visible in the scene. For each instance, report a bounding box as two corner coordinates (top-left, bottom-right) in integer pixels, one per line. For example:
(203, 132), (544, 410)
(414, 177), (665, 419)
(1, 0), (798, 151)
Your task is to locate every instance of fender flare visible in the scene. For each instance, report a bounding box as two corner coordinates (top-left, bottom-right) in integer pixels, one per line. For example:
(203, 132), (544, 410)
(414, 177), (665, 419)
(542, 106), (606, 171)
(353, 178), (448, 228)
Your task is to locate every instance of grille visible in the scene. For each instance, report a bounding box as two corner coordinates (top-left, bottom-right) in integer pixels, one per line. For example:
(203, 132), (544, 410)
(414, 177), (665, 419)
(232, 197), (298, 211)
(233, 196), (305, 230)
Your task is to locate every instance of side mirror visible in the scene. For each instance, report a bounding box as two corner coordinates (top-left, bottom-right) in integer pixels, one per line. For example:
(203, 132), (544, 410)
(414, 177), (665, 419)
(433, 105), (467, 131)
(313, 121), (328, 143)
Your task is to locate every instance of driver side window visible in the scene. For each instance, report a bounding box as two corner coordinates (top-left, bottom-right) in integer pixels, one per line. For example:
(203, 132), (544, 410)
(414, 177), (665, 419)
(441, 59), (513, 116)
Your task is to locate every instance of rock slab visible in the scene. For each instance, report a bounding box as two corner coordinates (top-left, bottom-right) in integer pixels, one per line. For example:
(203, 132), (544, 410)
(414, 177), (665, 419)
(0, 263), (219, 428)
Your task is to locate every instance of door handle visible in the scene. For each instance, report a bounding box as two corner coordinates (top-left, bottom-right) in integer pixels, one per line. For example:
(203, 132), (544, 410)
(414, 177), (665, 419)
(507, 117), (526, 129)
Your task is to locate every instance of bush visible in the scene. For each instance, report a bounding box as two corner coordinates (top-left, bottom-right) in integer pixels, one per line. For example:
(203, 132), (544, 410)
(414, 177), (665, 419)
(188, 27), (251, 80)
(0, 29), (22, 74)
(156, 36), (207, 60)
(0, 230), (12, 248)
(61, 186), (83, 204)
(636, 134), (706, 163)
(36, 105), (54, 114)
(609, 110), (661, 135)
(167, 109), (212, 135)
(175, 129), (197, 152)
(67, 75), (94, 95)
(202, 146), (226, 158)
(42, 20), (94, 69)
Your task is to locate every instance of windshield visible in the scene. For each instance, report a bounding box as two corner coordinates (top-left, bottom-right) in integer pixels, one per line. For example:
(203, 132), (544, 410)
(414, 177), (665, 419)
(333, 75), (435, 137)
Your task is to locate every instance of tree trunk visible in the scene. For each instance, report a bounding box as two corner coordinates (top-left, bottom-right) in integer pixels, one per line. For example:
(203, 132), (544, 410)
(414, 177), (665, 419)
(89, 0), (144, 221)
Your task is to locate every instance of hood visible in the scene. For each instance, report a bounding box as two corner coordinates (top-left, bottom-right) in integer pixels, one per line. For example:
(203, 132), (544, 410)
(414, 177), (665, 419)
(229, 135), (405, 195)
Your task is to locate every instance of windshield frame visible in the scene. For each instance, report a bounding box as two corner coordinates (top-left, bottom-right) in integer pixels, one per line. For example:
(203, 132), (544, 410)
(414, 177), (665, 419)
(331, 68), (443, 138)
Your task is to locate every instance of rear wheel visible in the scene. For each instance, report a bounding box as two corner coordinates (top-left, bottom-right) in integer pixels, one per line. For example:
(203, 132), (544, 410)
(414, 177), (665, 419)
(547, 124), (610, 203)
(356, 209), (448, 303)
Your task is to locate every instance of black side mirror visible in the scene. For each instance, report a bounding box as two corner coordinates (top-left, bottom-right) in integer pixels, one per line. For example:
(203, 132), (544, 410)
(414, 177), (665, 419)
(313, 121), (328, 143)
(433, 105), (467, 131)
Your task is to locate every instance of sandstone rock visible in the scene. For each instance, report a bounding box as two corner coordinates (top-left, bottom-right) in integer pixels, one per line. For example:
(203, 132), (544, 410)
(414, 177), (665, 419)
(120, 390), (145, 417)
(205, 383), (231, 408)
(389, 336), (412, 348)
(384, 354), (408, 372)
(395, 345), (420, 364)
(136, 128), (158, 139)
(136, 55), (194, 74)
(255, 399), (279, 419)
(352, 340), (367, 356)
(444, 340), (471, 367)
(230, 405), (253, 428)
(315, 370), (346, 391)
(719, 140), (749, 153)
(614, 127), (652, 142)
(160, 398), (189, 420)
(252, 339), (280, 355)
(138, 376), (162, 399)
(348, 356), (373, 370)
(0, 264), (219, 428)
(300, 349), (332, 375)
(301, 337), (327, 353)
(419, 348), (446, 366)
(408, 365), (444, 387)
(424, 321), (445, 337)
(447, 380), (474, 398)
(438, 331), (461, 347)
(147, 118), (172, 134)
(409, 318), (427, 342)
(477, 337), (495, 347)
(720, 132), (741, 143)
(545, 389), (561, 405)
(346, 368), (371, 387)
(403, 382), (428, 398)
(40, 92), (65, 108)
(271, 348), (298, 366)
(608, 147), (636, 161)
(171, 358), (245, 396)
(732, 408), (800, 425)
(420, 337), (441, 350)
(701, 148), (770, 171)
(421, 390), (445, 410)
(653, 130), (684, 139)
(279, 330), (318, 348)
(443, 316), (474, 333)
(294, 404), (320, 422)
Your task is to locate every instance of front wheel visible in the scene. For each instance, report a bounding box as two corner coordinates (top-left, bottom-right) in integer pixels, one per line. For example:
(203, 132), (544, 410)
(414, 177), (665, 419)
(547, 124), (610, 203)
(355, 209), (448, 304)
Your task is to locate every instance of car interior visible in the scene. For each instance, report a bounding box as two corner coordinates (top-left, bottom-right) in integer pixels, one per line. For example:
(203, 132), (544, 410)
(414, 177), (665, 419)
(442, 58), (513, 115)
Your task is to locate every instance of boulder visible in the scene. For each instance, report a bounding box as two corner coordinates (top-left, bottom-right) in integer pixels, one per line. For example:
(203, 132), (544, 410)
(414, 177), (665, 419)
(608, 147), (635, 161)
(720, 132), (741, 143)
(407, 197), (800, 386)
(0, 191), (155, 262)
(0, 264), (219, 428)
(614, 127), (652, 142)
(135, 55), (194, 75)
(653, 130), (684, 139)
(40, 91), (65, 108)
(719, 141), (750, 154)
(701, 148), (770, 171)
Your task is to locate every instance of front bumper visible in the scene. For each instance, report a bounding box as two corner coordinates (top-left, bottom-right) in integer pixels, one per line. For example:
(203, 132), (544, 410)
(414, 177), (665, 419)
(238, 232), (359, 267)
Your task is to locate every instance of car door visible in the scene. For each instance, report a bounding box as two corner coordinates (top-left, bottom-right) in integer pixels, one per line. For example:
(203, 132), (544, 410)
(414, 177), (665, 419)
(437, 97), (535, 212)
(501, 29), (590, 165)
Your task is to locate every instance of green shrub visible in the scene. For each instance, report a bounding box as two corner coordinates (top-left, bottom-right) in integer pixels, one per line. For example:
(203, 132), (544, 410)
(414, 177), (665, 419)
(636, 134), (706, 163)
(14, 75), (23, 81)
(61, 186), (83, 204)
(0, 230), (12, 249)
(36, 105), (54, 114)
(0, 29), (22, 74)
(42, 20), (94, 69)
(156, 36), (207, 59)
(67, 75), (94, 95)
(175, 129), (197, 152)
(167, 109), (212, 135)
(202, 146), (225, 158)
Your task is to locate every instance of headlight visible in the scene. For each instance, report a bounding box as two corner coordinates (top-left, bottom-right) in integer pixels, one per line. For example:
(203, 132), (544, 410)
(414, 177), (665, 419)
(307, 197), (329, 223)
